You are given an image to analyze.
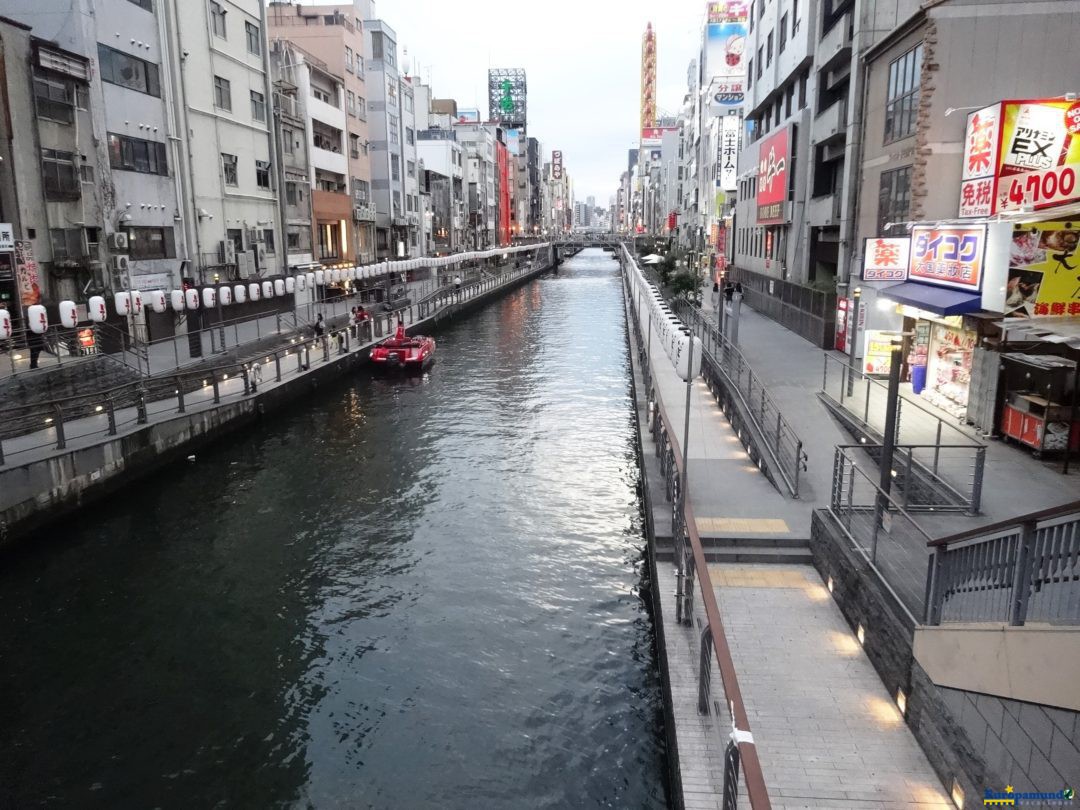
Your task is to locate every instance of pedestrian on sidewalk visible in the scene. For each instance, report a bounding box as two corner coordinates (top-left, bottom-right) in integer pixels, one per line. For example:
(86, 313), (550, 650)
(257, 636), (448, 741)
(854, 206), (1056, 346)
(454, 275), (462, 302)
(350, 307), (358, 340)
(27, 328), (45, 369)
(313, 313), (325, 338)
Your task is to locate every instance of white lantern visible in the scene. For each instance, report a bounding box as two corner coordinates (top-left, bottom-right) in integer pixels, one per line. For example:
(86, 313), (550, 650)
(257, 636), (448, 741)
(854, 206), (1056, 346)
(315, 269), (325, 286)
(58, 300), (78, 328)
(149, 290), (167, 314)
(170, 290), (184, 313)
(114, 291), (131, 316)
(89, 295), (108, 322)
(219, 286), (233, 306)
(248, 282), (261, 302)
(27, 304), (48, 334)
(185, 288), (200, 310)
(329, 269), (340, 283)
(285, 277), (296, 294)
(202, 287), (216, 308)
(274, 279), (285, 297)
(262, 281), (273, 299)
(131, 290), (144, 316)
(305, 272), (315, 289)
(0, 308), (11, 340)
(233, 284), (247, 304)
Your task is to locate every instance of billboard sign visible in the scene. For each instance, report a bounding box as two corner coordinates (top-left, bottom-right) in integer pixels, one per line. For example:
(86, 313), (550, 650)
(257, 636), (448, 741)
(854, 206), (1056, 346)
(14, 240), (40, 308)
(705, 2), (748, 82)
(456, 108), (481, 124)
(551, 150), (563, 180)
(862, 237), (911, 282)
(488, 68), (527, 129)
(756, 127), (789, 224)
(1006, 221), (1080, 317)
(718, 114), (739, 191)
(958, 99), (1080, 217)
(908, 224), (987, 291)
(641, 125), (678, 143)
(0, 223), (13, 252)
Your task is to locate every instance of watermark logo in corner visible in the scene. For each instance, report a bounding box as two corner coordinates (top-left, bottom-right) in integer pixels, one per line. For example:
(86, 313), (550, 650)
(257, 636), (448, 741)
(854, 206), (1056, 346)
(984, 786), (1075, 806)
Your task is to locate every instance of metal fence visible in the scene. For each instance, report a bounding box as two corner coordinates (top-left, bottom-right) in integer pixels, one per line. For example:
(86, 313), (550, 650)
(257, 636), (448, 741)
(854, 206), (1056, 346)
(926, 501), (1080, 626)
(676, 301), (806, 498)
(821, 353), (986, 514)
(726, 266), (837, 349)
(623, 253), (771, 810)
(829, 445), (933, 623)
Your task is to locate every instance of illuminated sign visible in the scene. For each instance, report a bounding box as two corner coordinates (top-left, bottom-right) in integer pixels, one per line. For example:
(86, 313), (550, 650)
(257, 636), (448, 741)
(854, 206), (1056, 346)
(756, 128), (788, 224)
(908, 225), (986, 291)
(862, 237), (911, 282)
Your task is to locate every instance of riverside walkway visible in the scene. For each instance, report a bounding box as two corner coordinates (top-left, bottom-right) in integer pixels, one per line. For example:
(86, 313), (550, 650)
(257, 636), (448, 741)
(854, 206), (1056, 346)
(628, 273), (952, 808)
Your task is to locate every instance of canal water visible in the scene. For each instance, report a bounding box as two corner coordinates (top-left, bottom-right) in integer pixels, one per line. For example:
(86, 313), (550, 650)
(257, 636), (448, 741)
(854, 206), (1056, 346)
(0, 249), (669, 809)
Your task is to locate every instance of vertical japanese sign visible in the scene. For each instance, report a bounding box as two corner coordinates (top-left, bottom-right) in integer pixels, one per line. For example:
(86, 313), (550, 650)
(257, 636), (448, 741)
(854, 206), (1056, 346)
(706, 2), (748, 110)
(958, 105), (1000, 218)
(15, 240), (41, 308)
(551, 150), (563, 180)
(861, 237), (911, 282)
(0, 223), (13, 252)
(756, 127), (789, 224)
(908, 225), (986, 291)
(1006, 221), (1080, 318)
(718, 114), (740, 191)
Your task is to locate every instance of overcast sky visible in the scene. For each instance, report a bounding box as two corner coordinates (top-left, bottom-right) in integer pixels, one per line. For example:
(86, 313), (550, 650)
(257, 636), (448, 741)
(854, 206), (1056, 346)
(295, 0), (704, 204)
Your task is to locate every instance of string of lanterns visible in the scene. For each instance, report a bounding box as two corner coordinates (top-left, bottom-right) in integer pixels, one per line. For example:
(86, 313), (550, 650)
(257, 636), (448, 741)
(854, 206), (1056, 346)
(624, 248), (700, 382)
(3, 244), (547, 337)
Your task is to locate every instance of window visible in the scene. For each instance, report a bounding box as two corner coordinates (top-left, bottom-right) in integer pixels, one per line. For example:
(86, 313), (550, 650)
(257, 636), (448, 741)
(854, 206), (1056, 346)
(287, 225), (307, 251)
(357, 96), (366, 120)
(318, 222), (340, 260)
(766, 31), (773, 66)
(799, 71), (808, 109)
(85, 227), (100, 251)
(884, 44), (922, 143)
(404, 92), (413, 113)
(345, 47), (354, 72)
(245, 22), (260, 56)
(126, 0), (152, 9)
(877, 166), (912, 235)
(34, 74), (75, 123)
(389, 114), (399, 145)
(108, 133), (169, 175)
(282, 127), (295, 154)
(122, 226), (176, 260)
(756, 47), (763, 78)
(81, 163), (94, 183)
(349, 133), (361, 158)
(312, 87), (332, 104)
(248, 90), (266, 123)
(255, 160), (271, 189)
(209, 1), (226, 37)
(352, 178), (369, 203)
(405, 127), (414, 146)
(97, 44), (160, 97)
(747, 59), (753, 90)
(779, 14), (788, 51)
(285, 181), (299, 206)
(221, 153), (238, 186)
(41, 149), (79, 200)
(749, 2), (754, 33)
(263, 228), (275, 254)
(214, 75), (231, 111)
(50, 228), (85, 260)
(390, 154), (400, 181)
(355, 53), (364, 74)
(346, 90), (355, 116)
(792, 0), (799, 35)
(406, 160), (415, 178)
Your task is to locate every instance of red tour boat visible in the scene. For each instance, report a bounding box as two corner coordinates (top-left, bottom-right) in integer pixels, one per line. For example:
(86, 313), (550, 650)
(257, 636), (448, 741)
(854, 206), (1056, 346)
(370, 320), (436, 372)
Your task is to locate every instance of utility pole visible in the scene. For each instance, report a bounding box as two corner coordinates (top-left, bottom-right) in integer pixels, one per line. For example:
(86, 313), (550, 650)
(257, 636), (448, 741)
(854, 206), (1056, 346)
(847, 286), (861, 397)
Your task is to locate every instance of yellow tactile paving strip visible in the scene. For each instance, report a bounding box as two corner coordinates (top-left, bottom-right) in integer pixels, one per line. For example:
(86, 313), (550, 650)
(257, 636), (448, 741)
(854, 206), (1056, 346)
(708, 566), (817, 589)
(695, 517), (790, 534)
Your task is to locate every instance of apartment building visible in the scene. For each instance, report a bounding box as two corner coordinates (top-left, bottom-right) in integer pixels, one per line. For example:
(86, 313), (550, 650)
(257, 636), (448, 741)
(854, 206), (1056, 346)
(416, 129), (464, 251)
(267, 3), (375, 264)
(454, 123), (497, 249)
(400, 76), (421, 256)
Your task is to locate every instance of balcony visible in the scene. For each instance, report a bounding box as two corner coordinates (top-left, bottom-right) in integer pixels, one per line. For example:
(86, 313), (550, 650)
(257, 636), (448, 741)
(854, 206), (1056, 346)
(812, 97), (848, 145)
(807, 192), (843, 227)
(312, 189), (352, 221)
(274, 92), (302, 121)
(307, 94), (346, 130)
(818, 11), (852, 71)
(312, 144), (348, 176)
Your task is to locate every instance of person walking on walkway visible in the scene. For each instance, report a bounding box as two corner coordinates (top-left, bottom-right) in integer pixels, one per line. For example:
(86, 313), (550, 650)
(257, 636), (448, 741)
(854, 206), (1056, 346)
(454, 275), (462, 303)
(27, 328), (45, 369)
(313, 313), (325, 339)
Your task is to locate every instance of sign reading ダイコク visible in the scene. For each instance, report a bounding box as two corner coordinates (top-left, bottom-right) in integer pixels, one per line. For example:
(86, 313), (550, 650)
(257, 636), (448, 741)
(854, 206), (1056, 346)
(862, 237), (911, 282)
(908, 225), (986, 291)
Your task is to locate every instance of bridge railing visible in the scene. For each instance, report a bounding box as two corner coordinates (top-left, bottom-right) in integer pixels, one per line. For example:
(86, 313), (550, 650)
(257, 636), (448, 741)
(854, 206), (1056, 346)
(623, 256), (772, 810)
(925, 500), (1080, 626)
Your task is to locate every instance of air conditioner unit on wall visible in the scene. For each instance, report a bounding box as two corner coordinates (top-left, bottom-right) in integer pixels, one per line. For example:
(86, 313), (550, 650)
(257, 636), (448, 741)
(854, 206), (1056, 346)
(220, 240), (236, 263)
(108, 232), (129, 251)
(110, 255), (129, 272)
(246, 227), (260, 244)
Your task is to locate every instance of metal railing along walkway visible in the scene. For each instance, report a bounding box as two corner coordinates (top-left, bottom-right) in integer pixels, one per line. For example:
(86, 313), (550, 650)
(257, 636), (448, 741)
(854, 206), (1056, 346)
(821, 353), (986, 513)
(623, 263), (771, 810)
(926, 500), (1080, 626)
(676, 301), (807, 499)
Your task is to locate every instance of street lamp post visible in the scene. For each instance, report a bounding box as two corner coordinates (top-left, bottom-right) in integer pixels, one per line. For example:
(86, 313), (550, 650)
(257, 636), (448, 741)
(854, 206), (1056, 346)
(872, 336), (906, 563)
(213, 272), (225, 352)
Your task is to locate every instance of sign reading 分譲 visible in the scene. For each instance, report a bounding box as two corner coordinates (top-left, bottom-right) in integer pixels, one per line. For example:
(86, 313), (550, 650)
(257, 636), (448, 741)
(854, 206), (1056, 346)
(907, 225), (986, 291)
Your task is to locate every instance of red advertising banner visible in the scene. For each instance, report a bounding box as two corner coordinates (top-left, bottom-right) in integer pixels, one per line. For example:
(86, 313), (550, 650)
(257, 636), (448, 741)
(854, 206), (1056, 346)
(908, 225), (986, 291)
(756, 128), (789, 224)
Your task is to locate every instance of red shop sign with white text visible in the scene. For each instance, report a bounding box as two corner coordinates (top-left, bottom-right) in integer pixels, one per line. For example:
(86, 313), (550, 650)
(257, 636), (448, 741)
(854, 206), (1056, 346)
(756, 127), (789, 224)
